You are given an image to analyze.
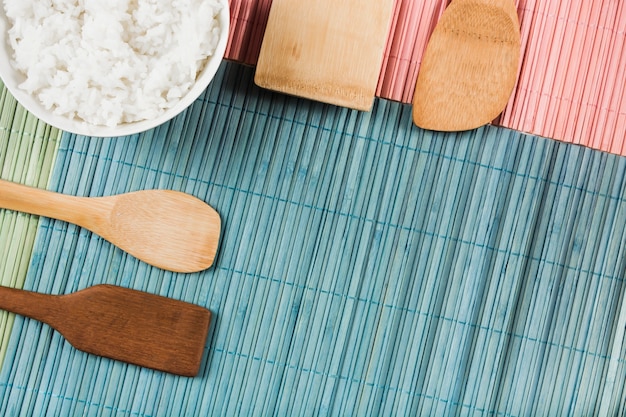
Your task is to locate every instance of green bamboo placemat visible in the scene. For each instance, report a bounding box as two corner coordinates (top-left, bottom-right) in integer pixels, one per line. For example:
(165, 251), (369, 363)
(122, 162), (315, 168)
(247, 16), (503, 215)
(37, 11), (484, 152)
(0, 81), (61, 366)
(0, 62), (625, 416)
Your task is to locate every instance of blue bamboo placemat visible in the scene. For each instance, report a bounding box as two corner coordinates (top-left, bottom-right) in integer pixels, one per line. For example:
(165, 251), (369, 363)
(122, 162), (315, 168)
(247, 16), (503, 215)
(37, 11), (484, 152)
(0, 61), (625, 416)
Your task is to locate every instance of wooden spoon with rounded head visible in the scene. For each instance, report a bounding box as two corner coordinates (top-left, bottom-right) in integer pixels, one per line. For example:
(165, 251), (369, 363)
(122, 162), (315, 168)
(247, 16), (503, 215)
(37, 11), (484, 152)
(0, 284), (211, 376)
(412, 0), (521, 131)
(0, 179), (221, 273)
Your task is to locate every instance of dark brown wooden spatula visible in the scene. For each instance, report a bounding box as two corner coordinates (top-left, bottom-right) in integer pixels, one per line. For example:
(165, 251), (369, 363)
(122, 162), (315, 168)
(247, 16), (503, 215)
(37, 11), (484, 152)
(0, 284), (211, 376)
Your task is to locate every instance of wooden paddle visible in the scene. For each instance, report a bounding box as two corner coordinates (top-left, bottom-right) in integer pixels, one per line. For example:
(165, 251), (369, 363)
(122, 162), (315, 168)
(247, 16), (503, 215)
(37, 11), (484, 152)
(254, 0), (395, 111)
(412, 0), (521, 131)
(0, 284), (210, 376)
(0, 179), (221, 273)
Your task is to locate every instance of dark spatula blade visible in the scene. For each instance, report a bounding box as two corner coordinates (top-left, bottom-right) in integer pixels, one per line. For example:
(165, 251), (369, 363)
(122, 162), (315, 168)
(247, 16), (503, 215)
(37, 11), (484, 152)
(53, 285), (211, 376)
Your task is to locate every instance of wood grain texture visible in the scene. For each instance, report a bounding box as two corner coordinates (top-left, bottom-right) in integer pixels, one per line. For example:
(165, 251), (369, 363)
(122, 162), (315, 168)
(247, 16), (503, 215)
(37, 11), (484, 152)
(412, 0), (520, 131)
(0, 284), (211, 376)
(254, 0), (395, 110)
(0, 180), (221, 273)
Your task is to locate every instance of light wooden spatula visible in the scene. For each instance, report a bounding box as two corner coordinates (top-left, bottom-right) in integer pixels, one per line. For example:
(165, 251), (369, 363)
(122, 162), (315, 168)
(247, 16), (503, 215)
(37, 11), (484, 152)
(412, 0), (521, 131)
(254, 0), (395, 111)
(0, 284), (210, 376)
(0, 179), (220, 273)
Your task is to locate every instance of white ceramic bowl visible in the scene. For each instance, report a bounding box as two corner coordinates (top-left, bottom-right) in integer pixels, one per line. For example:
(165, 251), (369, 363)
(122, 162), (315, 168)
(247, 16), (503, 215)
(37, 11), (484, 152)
(0, 1), (229, 137)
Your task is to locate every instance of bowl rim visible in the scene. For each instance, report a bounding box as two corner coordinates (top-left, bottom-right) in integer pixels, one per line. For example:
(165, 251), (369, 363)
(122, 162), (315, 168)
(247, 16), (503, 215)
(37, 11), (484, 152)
(0, 0), (230, 137)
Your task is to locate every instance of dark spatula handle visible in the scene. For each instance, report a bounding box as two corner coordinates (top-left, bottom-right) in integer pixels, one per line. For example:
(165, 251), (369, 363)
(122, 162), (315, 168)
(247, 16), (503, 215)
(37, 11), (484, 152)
(0, 285), (64, 328)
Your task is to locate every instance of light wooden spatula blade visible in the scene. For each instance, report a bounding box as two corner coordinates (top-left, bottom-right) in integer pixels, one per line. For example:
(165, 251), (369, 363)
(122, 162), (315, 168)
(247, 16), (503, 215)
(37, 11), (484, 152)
(412, 0), (521, 131)
(255, 0), (395, 111)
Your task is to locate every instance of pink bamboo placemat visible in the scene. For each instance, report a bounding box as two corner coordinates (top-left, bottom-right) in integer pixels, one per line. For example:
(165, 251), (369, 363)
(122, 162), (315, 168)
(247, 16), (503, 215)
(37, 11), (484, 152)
(224, 0), (626, 156)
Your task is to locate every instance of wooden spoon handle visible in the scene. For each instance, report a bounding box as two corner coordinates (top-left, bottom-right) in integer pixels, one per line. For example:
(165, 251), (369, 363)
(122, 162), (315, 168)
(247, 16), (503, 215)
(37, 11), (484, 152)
(0, 179), (107, 228)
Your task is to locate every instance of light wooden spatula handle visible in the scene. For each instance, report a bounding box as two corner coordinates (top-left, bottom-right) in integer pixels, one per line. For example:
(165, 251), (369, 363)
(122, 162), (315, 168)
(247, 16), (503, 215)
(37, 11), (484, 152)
(0, 179), (108, 228)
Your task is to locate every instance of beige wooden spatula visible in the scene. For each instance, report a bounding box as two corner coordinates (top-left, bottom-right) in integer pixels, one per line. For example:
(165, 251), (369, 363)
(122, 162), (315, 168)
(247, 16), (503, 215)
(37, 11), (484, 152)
(0, 284), (210, 376)
(412, 0), (521, 131)
(254, 0), (395, 111)
(0, 179), (220, 273)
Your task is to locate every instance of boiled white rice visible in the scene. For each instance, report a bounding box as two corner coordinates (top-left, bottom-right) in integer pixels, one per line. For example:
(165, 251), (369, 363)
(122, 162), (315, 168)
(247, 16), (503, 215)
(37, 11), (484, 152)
(3, 0), (222, 127)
